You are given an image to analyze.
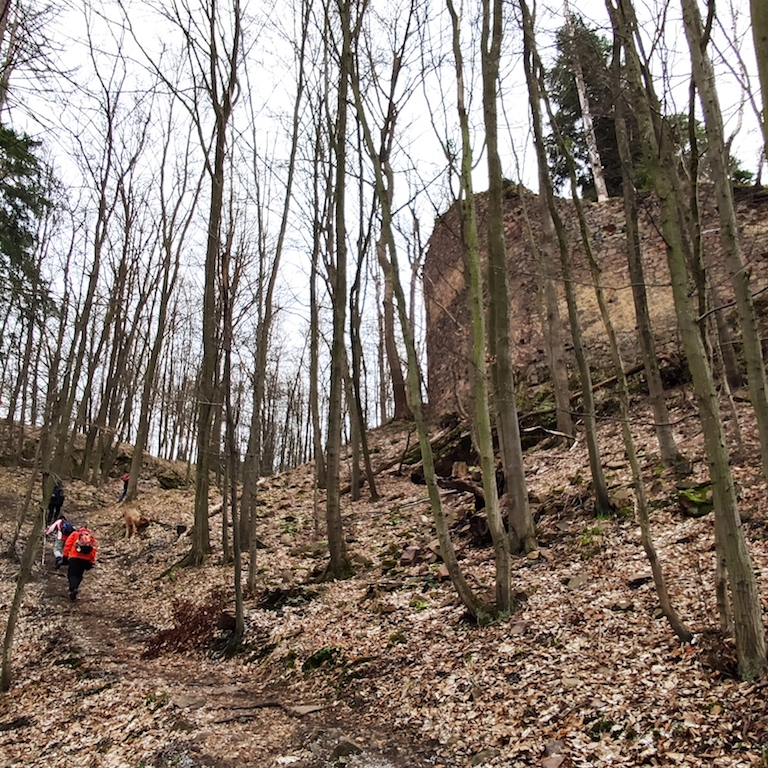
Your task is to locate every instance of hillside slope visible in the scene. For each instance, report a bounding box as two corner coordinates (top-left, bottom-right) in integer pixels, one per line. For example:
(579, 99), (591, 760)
(1, 402), (767, 768)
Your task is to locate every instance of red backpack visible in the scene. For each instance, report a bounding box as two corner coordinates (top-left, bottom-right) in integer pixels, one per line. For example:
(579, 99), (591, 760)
(75, 528), (96, 555)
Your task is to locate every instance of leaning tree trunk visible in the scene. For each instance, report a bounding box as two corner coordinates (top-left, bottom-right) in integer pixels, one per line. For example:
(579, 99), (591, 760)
(1, 502), (44, 692)
(611, 50), (680, 467)
(523, 0), (612, 515)
(348, 2), (481, 618)
(548, 75), (692, 641)
(611, 0), (766, 680)
(682, 0), (768, 484)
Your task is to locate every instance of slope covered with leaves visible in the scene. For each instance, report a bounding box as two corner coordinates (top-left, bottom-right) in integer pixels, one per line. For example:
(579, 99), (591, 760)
(1, 396), (768, 768)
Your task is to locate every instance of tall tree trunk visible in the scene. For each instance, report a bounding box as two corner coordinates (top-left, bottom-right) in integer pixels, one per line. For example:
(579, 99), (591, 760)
(241, 0), (308, 553)
(325, 0), (354, 580)
(127, 123), (200, 501)
(186, 0), (241, 567)
(481, 0), (536, 554)
(447, 0), (512, 612)
(610, 0), (766, 680)
(682, 0), (768, 483)
(522, 0), (612, 515)
(610, 42), (680, 467)
(347, 0), (480, 616)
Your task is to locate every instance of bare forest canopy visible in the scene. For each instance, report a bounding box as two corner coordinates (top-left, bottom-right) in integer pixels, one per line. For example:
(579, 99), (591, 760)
(3, 0), (768, 705)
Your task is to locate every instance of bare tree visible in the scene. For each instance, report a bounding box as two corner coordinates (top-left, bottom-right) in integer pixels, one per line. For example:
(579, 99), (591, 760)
(609, 38), (681, 468)
(445, 0), (512, 612)
(681, 0), (768, 484)
(521, 0), (612, 515)
(241, 0), (310, 558)
(481, 0), (536, 554)
(126, 109), (204, 501)
(324, 0), (356, 579)
(608, 0), (766, 680)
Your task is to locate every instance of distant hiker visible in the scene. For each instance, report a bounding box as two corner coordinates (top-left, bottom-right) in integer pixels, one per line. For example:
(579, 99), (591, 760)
(118, 473), (129, 502)
(47, 481), (64, 525)
(45, 515), (75, 569)
(63, 527), (97, 601)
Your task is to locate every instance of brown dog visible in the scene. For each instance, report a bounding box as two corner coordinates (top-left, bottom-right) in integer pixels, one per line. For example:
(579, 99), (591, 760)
(124, 507), (149, 538)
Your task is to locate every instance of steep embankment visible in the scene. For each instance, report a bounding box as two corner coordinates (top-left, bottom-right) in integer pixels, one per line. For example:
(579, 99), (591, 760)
(1, 409), (768, 768)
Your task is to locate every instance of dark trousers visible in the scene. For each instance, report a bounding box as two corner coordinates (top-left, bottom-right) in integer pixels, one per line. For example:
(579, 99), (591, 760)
(47, 502), (63, 526)
(67, 558), (90, 594)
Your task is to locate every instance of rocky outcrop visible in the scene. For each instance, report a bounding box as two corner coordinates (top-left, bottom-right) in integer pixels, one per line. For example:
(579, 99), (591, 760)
(423, 185), (768, 420)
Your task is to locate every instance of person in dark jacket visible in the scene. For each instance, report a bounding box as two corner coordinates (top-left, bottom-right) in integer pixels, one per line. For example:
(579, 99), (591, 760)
(63, 527), (97, 601)
(47, 481), (64, 525)
(118, 473), (129, 502)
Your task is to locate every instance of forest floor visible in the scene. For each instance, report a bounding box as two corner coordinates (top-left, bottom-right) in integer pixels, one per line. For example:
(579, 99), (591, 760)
(2, 391), (768, 768)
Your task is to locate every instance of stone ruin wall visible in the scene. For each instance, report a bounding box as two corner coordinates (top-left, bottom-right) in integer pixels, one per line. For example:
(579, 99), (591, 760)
(423, 186), (768, 421)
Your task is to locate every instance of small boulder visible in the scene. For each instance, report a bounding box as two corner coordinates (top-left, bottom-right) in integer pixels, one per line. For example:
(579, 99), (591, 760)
(399, 545), (420, 567)
(627, 572), (653, 589)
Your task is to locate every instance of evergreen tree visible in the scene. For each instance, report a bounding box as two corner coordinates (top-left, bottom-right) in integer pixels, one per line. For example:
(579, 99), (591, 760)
(0, 124), (49, 302)
(545, 17), (620, 199)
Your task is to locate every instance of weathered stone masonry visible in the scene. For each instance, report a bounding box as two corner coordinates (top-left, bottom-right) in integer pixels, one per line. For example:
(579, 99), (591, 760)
(423, 186), (768, 421)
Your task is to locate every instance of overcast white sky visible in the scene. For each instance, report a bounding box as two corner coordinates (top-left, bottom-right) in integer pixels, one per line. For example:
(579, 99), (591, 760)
(13, 0), (765, 353)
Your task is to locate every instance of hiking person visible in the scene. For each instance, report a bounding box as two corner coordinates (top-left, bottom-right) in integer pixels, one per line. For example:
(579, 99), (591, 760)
(45, 515), (74, 569)
(62, 527), (97, 601)
(47, 481), (64, 525)
(118, 473), (129, 502)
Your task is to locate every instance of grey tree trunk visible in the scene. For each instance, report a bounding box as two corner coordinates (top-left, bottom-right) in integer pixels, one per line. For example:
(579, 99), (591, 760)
(611, 0), (766, 680)
(481, 0), (536, 554)
(522, 0), (612, 515)
(611, 51), (680, 467)
(682, 0), (768, 483)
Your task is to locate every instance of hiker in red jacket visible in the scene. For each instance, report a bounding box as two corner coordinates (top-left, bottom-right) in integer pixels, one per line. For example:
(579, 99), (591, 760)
(63, 527), (97, 601)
